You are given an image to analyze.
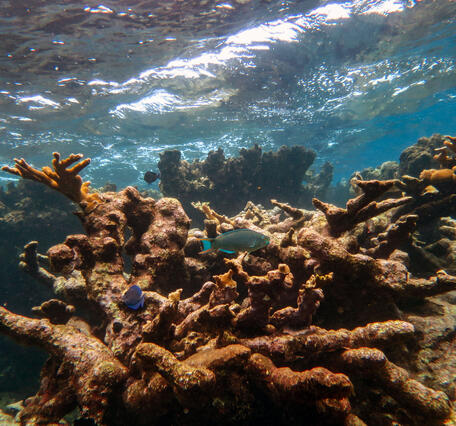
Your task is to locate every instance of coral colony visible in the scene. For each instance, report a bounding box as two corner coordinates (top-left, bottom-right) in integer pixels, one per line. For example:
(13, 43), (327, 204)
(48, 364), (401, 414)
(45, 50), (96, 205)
(1, 136), (456, 425)
(157, 144), (333, 218)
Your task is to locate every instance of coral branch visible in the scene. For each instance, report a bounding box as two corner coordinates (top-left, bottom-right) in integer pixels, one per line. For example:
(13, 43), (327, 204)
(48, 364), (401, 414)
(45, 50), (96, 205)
(390, 270), (456, 298)
(31, 299), (75, 324)
(134, 343), (215, 407)
(240, 320), (415, 363)
(364, 214), (417, 258)
(313, 179), (411, 235)
(2, 152), (101, 210)
(0, 307), (127, 424)
(338, 348), (451, 419)
(19, 240), (57, 287)
(247, 353), (353, 420)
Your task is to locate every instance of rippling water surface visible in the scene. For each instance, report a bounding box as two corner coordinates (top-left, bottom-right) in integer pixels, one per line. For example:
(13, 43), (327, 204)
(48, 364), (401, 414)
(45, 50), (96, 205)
(1, 0), (455, 186)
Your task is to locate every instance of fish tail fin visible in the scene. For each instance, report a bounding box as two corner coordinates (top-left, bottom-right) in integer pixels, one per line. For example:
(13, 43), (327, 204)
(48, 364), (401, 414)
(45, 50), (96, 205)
(197, 238), (214, 254)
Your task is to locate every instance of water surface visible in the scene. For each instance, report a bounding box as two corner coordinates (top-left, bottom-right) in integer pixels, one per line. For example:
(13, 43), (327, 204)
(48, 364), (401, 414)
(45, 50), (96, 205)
(0, 0), (455, 186)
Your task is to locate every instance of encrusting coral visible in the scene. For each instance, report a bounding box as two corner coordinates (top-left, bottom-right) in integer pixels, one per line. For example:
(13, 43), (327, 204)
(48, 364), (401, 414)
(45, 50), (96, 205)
(1, 150), (456, 425)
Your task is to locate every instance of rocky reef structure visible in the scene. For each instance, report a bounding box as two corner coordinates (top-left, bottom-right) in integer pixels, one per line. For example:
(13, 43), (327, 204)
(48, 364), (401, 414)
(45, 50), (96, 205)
(390, 135), (456, 275)
(158, 144), (333, 219)
(336, 134), (456, 275)
(0, 176), (84, 397)
(1, 149), (456, 425)
(340, 134), (447, 202)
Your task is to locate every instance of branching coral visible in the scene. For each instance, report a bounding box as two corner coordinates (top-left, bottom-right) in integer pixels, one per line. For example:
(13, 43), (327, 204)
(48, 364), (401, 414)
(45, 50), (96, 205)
(158, 144), (333, 220)
(431, 135), (456, 169)
(379, 135), (456, 275)
(312, 179), (412, 236)
(2, 152), (101, 211)
(0, 307), (127, 424)
(1, 151), (456, 425)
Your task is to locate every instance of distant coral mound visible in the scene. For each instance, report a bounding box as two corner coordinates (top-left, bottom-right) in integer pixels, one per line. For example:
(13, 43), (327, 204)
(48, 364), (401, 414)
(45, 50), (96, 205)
(399, 133), (444, 177)
(158, 144), (333, 219)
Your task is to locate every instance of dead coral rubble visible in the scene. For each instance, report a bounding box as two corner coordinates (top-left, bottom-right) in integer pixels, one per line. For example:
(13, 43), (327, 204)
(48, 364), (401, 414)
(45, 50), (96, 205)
(1, 152), (456, 425)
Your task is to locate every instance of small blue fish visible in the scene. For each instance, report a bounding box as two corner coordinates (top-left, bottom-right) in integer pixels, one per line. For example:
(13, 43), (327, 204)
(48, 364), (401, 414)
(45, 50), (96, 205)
(122, 285), (145, 310)
(198, 229), (270, 254)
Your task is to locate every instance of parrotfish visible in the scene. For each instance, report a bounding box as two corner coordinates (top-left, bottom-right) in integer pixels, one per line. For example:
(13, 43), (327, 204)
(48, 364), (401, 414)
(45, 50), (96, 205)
(122, 285), (145, 310)
(199, 229), (270, 254)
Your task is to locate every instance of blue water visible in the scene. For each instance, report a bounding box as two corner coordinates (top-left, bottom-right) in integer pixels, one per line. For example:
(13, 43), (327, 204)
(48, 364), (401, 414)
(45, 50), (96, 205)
(0, 0), (455, 187)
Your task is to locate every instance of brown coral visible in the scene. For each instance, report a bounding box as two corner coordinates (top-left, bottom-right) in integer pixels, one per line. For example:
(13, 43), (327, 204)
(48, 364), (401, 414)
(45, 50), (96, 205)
(0, 308), (127, 424)
(432, 135), (456, 169)
(313, 179), (411, 236)
(1, 151), (456, 425)
(2, 152), (102, 211)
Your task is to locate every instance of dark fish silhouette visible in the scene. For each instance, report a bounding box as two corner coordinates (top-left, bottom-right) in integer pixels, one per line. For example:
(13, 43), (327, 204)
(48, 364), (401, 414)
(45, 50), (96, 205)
(122, 285), (145, 310)
(198, 229), (270, 254)
(144, 171), (160, 184)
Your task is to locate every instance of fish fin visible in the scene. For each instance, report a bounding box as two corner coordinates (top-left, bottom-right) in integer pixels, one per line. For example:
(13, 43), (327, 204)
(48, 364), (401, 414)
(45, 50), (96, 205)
(199, 248), (214, 254)
(196, 239), (213, 253)
(126, 301), (142, 310)
(219, 249), (236, 254)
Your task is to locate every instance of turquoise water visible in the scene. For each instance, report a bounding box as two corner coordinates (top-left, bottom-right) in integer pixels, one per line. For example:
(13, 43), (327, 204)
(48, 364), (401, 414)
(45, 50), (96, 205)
(0, 0), (455, 187)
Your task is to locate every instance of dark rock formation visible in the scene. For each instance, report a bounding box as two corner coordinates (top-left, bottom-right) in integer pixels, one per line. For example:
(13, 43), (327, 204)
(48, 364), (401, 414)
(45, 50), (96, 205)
(399, 133), (443, 177)
(158, 144), (333, 220)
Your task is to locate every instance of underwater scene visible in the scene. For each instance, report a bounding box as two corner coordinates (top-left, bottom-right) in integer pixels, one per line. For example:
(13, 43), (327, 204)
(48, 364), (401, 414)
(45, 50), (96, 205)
(1, 0), (456, 425)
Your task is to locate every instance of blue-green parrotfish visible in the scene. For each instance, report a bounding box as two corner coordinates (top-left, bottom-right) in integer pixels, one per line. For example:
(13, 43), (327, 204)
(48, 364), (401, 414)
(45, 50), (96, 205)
(122, 285), (144, 310)
(199, 229), (270, 254)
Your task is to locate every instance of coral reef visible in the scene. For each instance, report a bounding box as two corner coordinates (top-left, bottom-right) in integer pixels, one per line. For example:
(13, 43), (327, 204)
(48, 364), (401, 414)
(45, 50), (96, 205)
(390, 135), (456, 275)
(313, 178), (411, 236)
(334, 134), (456, 275)
(0, 179), (83, 397)
(399, 133), (444, 177)
(1, 149), (456, 425)
(158, 144), (333, 219)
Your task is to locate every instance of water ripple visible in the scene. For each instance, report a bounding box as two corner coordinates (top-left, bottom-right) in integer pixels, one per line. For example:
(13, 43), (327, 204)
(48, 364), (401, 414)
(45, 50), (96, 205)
(0, 0), (455, 187)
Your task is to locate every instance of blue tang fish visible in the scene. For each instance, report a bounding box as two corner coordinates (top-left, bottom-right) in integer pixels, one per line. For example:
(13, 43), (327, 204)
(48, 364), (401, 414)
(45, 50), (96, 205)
(122, 285), (145, 310)
(199, 229), (270, 254)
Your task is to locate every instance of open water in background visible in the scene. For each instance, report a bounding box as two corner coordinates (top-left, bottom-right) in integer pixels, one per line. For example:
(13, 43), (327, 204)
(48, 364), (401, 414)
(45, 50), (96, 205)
(0, 0), (455, 188)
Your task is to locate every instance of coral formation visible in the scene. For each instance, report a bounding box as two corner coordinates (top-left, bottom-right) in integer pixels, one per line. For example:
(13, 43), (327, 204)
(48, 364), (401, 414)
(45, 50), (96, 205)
(1, 148), (456, 425)
(399, 133), (445, 177)
(0, 179), (82, 397)
(1, 153), (101, 212)
(389, 135), (456, 275)
(157, 144), (333, 219)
